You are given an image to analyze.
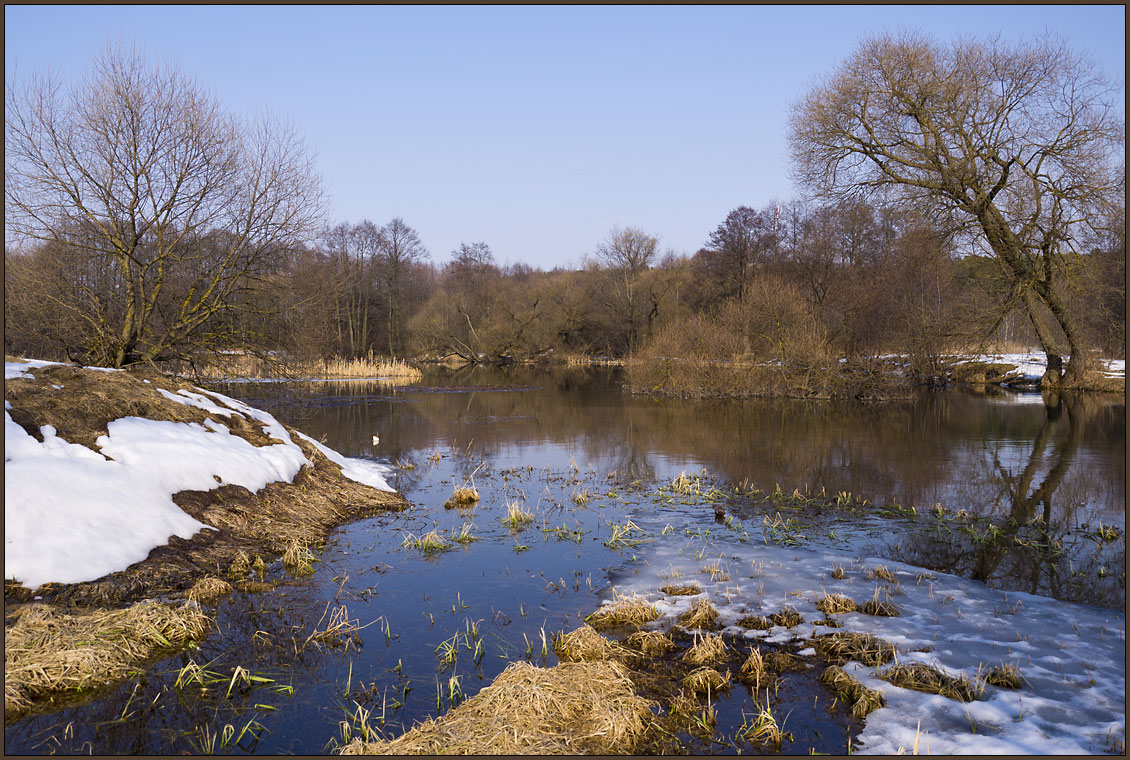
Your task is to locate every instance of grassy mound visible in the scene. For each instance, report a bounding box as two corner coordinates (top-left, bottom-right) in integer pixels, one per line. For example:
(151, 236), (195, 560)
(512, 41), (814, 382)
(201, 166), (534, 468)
(813, 631), (898, 666)
(4, 363), (408, 607)
(5, 600), (210, 715)
(878, 662), (984, 702)
(339, 660), (656, 755)
(819, 665), (886, 718)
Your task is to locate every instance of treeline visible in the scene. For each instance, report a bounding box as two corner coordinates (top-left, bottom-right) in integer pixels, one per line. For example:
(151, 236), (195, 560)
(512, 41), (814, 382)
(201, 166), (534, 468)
(7, 198), (1122, 383)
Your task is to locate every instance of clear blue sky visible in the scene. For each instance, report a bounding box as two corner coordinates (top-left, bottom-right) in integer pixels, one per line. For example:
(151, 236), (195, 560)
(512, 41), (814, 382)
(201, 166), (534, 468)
(6, 5), (1125, 269)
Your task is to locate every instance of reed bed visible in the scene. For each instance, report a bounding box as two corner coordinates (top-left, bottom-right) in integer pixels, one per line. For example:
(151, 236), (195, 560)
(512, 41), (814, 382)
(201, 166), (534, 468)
(196, 352), (422, 381)
(339, 660), (655, 755)
(5, 601), (210, 715)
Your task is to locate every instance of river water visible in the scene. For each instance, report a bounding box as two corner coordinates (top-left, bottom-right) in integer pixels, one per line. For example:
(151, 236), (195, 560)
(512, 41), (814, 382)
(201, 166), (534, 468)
(5, 365), (1124, 754)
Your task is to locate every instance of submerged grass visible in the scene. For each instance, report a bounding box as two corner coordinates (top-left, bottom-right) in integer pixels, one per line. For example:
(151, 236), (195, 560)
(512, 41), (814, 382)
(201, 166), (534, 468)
(339, 660), (656, 755)
(5, 601), (210, 715)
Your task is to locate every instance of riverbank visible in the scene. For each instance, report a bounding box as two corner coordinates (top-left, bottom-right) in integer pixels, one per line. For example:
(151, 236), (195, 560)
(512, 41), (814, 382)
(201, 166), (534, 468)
(4, 358), (408, 717)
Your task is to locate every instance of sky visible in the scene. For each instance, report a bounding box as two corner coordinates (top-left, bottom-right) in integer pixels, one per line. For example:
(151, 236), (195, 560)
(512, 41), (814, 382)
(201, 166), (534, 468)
(5, 5), (1125, 269)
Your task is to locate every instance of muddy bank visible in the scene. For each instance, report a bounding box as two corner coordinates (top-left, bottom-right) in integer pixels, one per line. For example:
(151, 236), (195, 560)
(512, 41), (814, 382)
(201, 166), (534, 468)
(4, 362), (408, 716)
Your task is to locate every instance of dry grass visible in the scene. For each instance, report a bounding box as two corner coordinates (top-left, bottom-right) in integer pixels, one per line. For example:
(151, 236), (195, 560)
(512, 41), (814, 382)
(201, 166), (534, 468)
(815, 593), (858, 615)
(819, 665), (886, 718)
(339, 660), (655, 755)
(676, 598), (721, 631)
(659, 583), (702, 596)
(553, 625), (634, 663)
(186, 576), (233, 604)
(736, 615), (774, 630)
(813, 631), (898, 667)
(738, 647), (770, 688)
(699, 562), (731, 582)
(878, 662), (983, 702)
(625, 630), (676, 657)
(282, 539), (317, 576)
(769, 606), (804, 628)
(764, 651), (803, 672)
(865, 565), (895, 582)
(981, 663), (1023, 689)
(682, 666), (730, 695)
(830, 564), (847, 580)
(683, 633), (728, 666)
(195, 352), (422, 381)
(5, 601), (210, 715)
(585, 595), (661, 631)
(859, 597), (900, 617)
(302, 604), (365, 652)
(444, 487), (481, 510)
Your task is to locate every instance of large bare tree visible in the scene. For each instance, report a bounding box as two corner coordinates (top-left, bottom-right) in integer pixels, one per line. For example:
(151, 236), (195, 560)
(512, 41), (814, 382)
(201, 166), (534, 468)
(5, 43), (325, 367)
(596, 226), (660, 355)
(376, 217), (428, 357)
(789, 32), (1123, 386)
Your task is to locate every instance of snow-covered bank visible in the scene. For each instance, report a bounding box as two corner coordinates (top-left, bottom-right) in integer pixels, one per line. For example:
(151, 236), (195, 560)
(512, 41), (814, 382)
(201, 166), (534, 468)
(952, 351), (1126, 385)
(606, 534), (1125, 755)
(4, 359), (397, 590)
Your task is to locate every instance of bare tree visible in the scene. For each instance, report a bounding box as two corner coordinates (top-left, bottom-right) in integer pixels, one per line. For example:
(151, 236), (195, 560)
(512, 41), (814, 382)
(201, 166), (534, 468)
(595, 226), (659, 354)
(789, 32), (1123, 386)
(376, 217), (428, 357)
(705, 206), (778, 302)
(5, 42), (325, 368)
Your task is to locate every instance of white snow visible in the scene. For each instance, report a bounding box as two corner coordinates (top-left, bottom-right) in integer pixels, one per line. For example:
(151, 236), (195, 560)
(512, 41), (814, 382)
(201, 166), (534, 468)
(608, 531), (1126, 756)
(5, 359), (63, 379)
(953, 352), (1127, 383)
(294, 430), (395, 492)
(4, 368), (397, 588)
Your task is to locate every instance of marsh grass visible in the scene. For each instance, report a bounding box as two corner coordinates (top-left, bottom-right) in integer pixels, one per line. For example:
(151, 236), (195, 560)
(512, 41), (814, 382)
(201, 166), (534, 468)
(736, 615), (774, 630)
(301, 604), (366, 653)
(5, 601), (210, 714)
(677, 598), (721, 631)
(813, 631), (898, 666)
(282, 539), (317, 576)
(585, 595), (661, 631)
(815, 593), (858, 615)
(830, 564), (847, 580)
(737, 647), (771, 688)
(865, 565), (896, 582)
(501, 501), (535, 530)
(818, 665), (886, 718)
(401, 530), (449, 554)
(764, 651), (803, 673)
(444, 486), (481, 510)
(683, 633), (728, 666)
(553, 625), (635, 663)
(981, 663), (1023, 689)
(659, 583), (702, 596)
(682, 666), (730, 695)
(186, 576), (233, 604)
(339, 660), (656, 755)
(768, 606), (803, 628)
(625, 630), (676, 657)
(859, 591), (900, 617)
(878, 662), (984, 702)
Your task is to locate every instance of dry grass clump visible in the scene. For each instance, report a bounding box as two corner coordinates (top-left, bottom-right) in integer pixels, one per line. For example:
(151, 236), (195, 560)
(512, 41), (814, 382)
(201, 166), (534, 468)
(445, 486), (481, 510)
(282, 539), (317, 576)
(865, 565), (895, 582)
(585, 595), (661, 631)
(813, 616), (843, 628)
(818, 665), (886, 718)
(676, 598), (721, 631)
(659, 583), (702, 596)
(813, 632), (898, 666)
(878, 662), (984, 702)
(5, 601), (210, 715)
(815, 593), (857, 615)
(682, 666), (730, 695)
(302, 604), (365, 652)
(769, 606), (803, 628)
(553, 625), (634, 663)
(683, 633), (728, 666)
(699, 562), (731, 582)
(339, 660), (656, 755)
(982, 663), (1023, 689)
(625, 630), (676, 657)
(762, 651), (802, 673)
(830, 564), (847, 580)
(736, 615), (774, 630)
(738, 647), (770, 688)
(186, 576), (233, 604)
(858, 598), (900, 617)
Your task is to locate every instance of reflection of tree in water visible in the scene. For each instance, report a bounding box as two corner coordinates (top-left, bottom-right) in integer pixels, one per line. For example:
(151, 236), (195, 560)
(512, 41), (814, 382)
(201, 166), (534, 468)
(886, 393), (1125, 608)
